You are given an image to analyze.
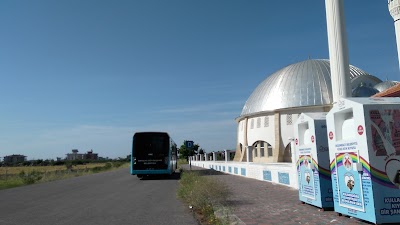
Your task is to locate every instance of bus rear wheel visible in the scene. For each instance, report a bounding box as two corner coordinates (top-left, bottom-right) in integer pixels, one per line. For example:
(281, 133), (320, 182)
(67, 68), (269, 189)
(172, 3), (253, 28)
(137, 175), (143, 178)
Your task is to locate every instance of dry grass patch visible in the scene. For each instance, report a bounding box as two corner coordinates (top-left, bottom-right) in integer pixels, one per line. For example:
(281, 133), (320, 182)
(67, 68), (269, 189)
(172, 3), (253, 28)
(177, 170), (231, 225)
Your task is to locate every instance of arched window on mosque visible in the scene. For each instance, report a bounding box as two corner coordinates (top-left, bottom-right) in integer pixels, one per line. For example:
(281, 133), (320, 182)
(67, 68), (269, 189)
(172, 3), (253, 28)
(260, 142), (265, 157)
(267, 143), (273, 157)
(253, 141), (271, 158)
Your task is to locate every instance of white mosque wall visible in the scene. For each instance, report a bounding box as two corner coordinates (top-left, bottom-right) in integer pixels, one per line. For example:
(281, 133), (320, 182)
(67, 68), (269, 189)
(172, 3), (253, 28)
(280, 113), (299, 150)
(280, 107), (328, 149)
(236, 114), (276, 163)
(246, 114), (275, 148)
(191, 160), (298, 189)
(236, 107), (330, 163)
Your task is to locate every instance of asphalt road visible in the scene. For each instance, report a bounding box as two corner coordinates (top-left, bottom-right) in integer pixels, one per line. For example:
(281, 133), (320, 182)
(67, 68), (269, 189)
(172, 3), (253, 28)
(0, 168), (198, 225)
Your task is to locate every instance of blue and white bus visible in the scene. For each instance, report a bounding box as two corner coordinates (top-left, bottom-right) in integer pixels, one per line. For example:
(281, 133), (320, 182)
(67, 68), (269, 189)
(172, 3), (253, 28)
(131, 132), (177, 178)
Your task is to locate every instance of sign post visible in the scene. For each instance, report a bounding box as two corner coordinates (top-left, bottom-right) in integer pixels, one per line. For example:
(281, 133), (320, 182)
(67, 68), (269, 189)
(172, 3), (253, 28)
(185, 140), (194, 170)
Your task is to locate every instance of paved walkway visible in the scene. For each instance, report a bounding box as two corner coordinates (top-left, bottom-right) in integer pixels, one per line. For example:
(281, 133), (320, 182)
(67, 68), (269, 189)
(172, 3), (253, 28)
(182, 165), (373, 225)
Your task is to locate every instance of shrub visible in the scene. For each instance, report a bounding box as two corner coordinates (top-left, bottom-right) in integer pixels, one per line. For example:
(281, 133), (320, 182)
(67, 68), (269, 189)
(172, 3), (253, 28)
(65, 162), (73, 170)
(112, 161), (124, 168)
(177, 171), (230, 224)
(91, 166), (103, 173)
(104, 162), (112, 169)
(19, 170), (43, 184)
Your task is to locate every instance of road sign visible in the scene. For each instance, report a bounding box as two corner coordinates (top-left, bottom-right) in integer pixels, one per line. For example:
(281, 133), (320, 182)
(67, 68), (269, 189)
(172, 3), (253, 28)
(185, 140), (194, 149)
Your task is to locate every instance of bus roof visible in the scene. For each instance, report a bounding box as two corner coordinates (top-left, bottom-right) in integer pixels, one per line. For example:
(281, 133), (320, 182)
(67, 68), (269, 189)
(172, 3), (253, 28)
(133, 132), (169, 137)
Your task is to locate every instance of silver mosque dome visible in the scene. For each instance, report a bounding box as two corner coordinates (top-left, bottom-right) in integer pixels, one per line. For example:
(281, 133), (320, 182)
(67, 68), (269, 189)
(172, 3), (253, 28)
(352, 82), (379, 97)
(349, 74), (383, 90)
(240, 59), (382, 116)
(374, 80), (400, 92)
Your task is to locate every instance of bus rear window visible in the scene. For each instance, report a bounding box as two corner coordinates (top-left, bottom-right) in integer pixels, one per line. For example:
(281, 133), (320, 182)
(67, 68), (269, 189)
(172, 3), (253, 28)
(134, 133), (168, 157)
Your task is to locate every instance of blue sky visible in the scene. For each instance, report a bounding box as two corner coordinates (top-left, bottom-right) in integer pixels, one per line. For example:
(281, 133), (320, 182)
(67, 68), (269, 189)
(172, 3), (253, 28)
(0, 1), (398, 160)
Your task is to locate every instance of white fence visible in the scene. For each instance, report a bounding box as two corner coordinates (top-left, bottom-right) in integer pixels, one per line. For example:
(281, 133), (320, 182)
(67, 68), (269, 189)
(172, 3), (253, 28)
(190, 156), (299, 189)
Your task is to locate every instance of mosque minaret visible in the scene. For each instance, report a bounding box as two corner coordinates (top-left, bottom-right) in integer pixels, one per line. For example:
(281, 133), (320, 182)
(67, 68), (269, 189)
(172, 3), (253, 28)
(325, 0), (351, 102)
(389, 0), (400, 70)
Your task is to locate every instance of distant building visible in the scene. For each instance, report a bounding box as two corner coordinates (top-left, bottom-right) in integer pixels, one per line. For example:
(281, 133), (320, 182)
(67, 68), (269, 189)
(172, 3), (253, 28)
(66, 149), (84, 160)
(85, 149), (98, 160)
(3, 154), (27, 163)
(66, 149), (99, 161)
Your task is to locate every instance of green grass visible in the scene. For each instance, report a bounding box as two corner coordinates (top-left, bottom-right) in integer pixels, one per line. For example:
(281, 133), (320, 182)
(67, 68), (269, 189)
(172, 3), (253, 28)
(178, 158), (189, 167)
(0, 163), (110, 175)
(177, 170), (230, 225)
(0, 162), (129, 190)
(0, 179), (24, 189)
(177, 158), (189, 173)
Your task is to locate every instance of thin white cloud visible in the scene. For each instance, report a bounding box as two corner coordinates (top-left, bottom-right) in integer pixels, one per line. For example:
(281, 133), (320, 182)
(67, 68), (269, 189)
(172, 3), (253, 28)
(159, 100), (244, 114)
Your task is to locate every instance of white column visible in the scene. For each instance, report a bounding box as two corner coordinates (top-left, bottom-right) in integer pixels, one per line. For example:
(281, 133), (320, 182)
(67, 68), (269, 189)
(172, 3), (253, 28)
(212, 152), (216, 162)
(325, 0), (351, 102)
(246, 146), (253, 162)
(288, 137), (296, 168)
(389, 0), (400, 71)
(224, 150), (229, 162)
(205, 153), (208, 161)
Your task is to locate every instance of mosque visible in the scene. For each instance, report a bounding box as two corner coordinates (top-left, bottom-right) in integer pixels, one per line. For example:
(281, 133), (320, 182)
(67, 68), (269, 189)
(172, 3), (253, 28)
(191, 0), (400, 191)
(191, 57), (399, 188)
(233, 59), (398, 164)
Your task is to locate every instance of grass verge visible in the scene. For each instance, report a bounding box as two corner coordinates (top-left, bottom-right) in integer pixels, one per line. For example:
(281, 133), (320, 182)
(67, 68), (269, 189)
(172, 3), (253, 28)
(177, 158), (189, 167)
(0, 162), (129, 190)
(177, 170), (231, 225)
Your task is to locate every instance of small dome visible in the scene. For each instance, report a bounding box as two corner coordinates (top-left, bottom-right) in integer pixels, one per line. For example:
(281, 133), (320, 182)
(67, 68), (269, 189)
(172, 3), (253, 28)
(374, 80), (400, 92)
(350, 74), (383, 90)
(352, 82), (379, 97)
(240, 59), (382, 116)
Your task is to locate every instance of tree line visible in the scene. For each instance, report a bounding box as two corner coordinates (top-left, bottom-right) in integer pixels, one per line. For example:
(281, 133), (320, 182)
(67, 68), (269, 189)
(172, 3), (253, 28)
(0, 157), (130, 167)
(178, 141), (204, 160)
